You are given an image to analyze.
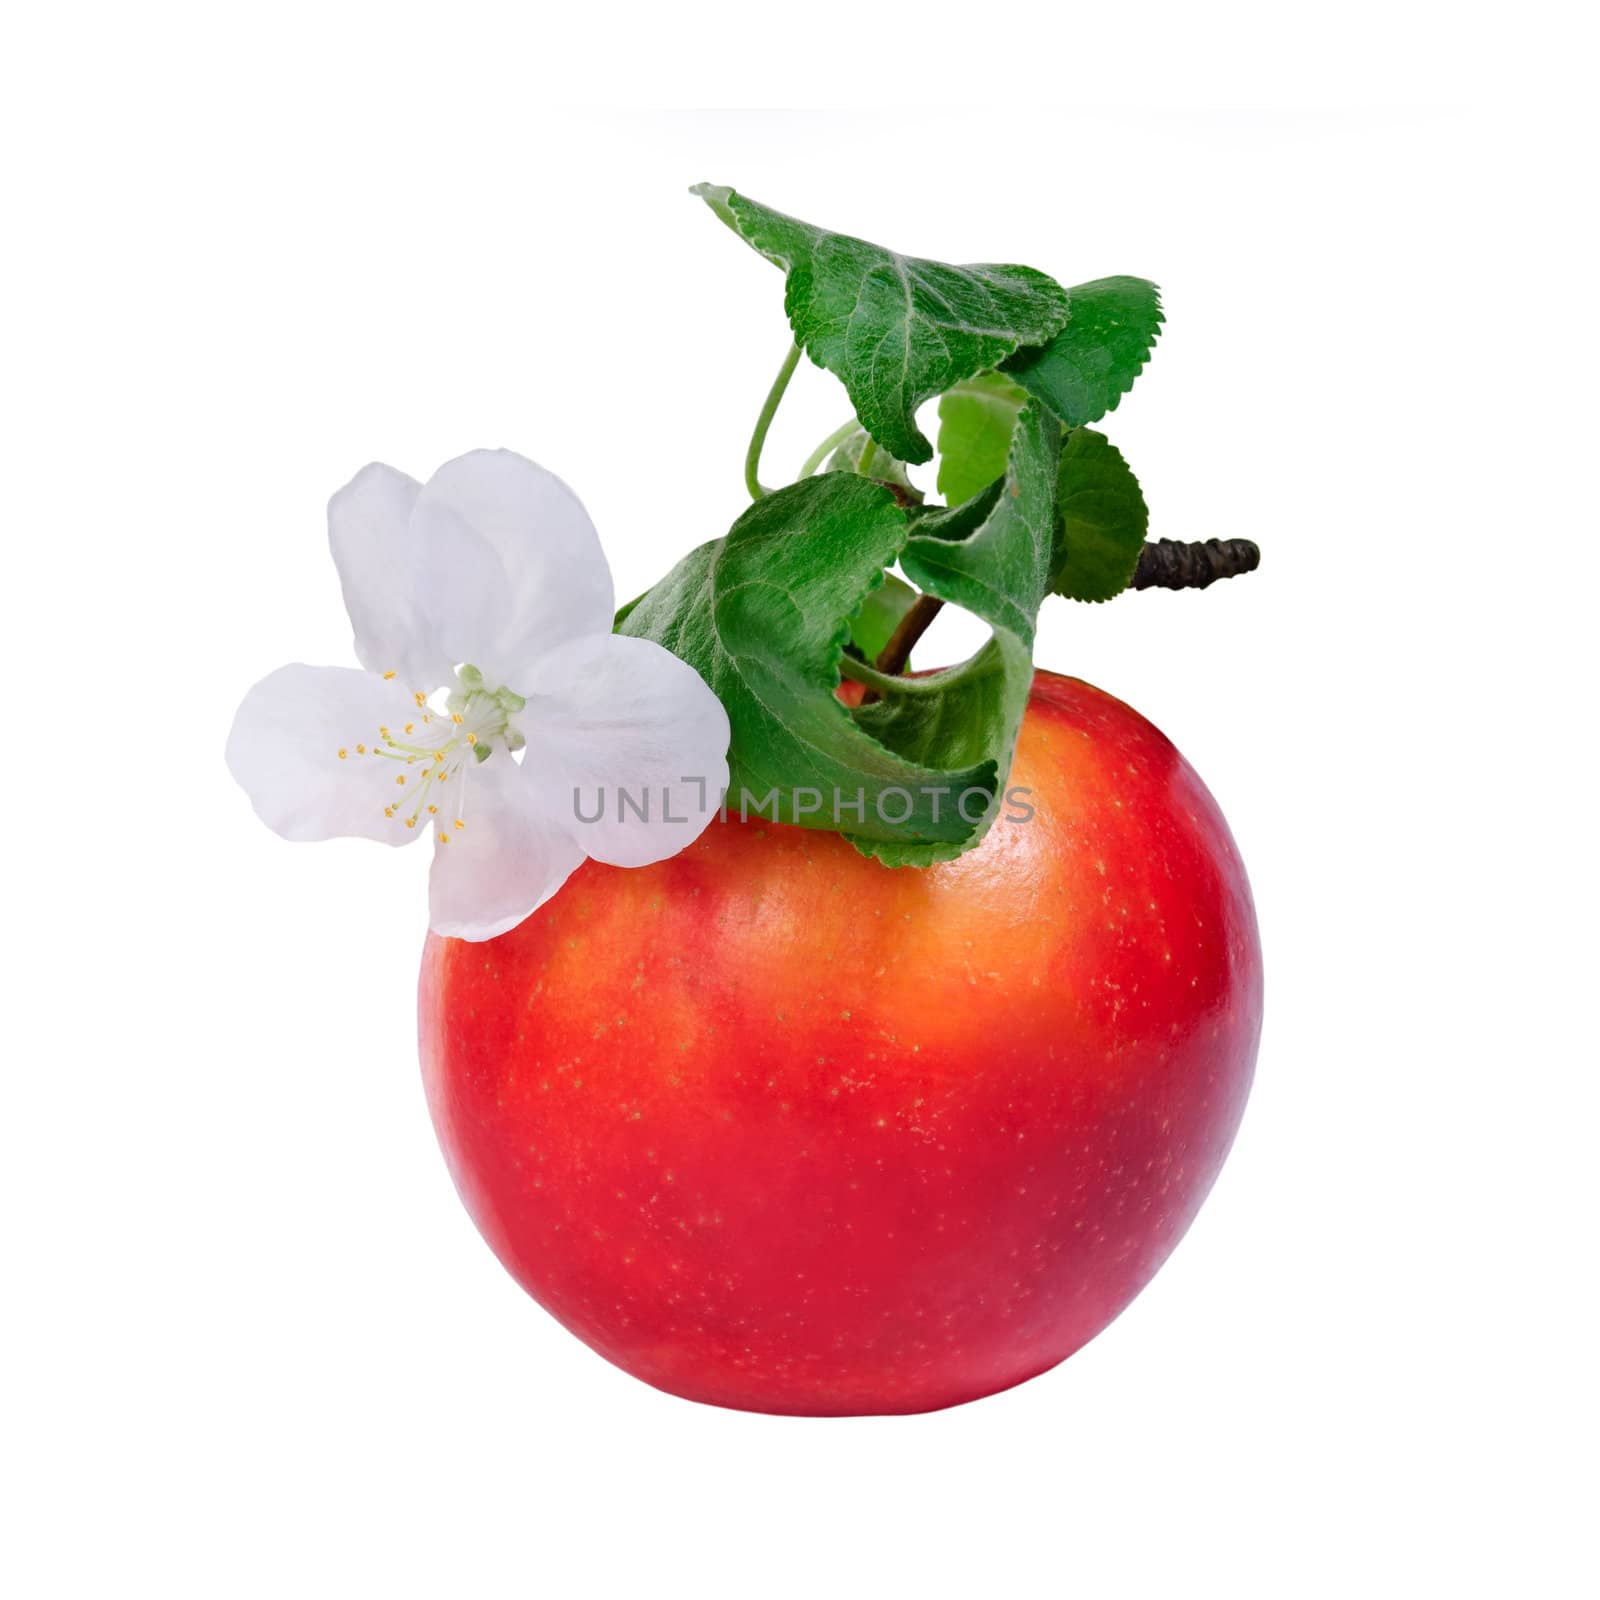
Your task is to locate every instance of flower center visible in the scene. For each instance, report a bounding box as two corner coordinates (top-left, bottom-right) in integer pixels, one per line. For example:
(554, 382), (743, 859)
(338, 664), (526, 843)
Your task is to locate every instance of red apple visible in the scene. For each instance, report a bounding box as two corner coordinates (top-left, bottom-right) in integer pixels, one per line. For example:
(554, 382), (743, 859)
(419, 670), (1262, 1415)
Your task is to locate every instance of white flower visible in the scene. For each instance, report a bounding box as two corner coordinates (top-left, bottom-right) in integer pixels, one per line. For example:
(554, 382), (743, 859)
(227, 449), (730, 940)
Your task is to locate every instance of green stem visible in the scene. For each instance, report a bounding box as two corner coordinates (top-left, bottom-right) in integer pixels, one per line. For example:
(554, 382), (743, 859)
(798, 418), (862, 478)
(838, 653), (890, 688)
(745, 342), (803, 500)
(856, 436), (880, 479)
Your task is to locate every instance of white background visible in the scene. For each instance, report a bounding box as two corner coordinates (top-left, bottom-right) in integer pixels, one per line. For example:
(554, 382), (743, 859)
(4, 9), (1595, 1597)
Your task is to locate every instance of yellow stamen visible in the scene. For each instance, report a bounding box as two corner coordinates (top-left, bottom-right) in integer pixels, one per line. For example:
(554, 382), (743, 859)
(466, 732), (477, 746)
(404, 723), (414, 734)
(396, 776), (406, 786)
(382, 670), (396, 680)
(415, 692), (426, 707)
(405, 817), (416, 828)
(338, 748), (348, 759)
(437, 833), (449, 844)
(454, 819), (465, 830)
(451, 712), (464, 725)
(356, 743), (366, 754)
(427, 805), (438, 815)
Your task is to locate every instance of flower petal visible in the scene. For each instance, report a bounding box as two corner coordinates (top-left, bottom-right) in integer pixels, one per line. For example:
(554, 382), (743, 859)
(226, 664), (427, 845)
(427, 755), (585, 940)
(410, 449), (614, 689)
(517, 633), (730, 868)
(328, 463), (452, 691)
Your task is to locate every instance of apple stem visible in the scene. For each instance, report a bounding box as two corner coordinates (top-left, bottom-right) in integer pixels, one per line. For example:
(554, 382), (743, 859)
(872, 539), (1262, 680)
(874, 593), (944, 677)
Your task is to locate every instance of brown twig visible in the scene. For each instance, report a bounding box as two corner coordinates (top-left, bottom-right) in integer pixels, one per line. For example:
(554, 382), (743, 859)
(1132, 538), (1260, 590)
(874, 593), (945, 676)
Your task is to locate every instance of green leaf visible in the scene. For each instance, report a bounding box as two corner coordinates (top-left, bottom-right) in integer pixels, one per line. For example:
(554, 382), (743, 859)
(904, 399), (1061, 649)
(1051, 428), (1149, 602)
(935, 371), (1028, 506)
(843, 634), (1030, 866)
(620, 406), (1061, 864)
(692, 183), (1069, 466)
(846, 571), (919, 663)
(853, 399), (1062, 865)
(619, 475), (993, 856)
(1002, 276), (1163, 429)
(824, 427), (918, 499)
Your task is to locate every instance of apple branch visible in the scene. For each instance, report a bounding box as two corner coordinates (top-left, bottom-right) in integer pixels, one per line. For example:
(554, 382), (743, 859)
(1131, 538), (1260, 591)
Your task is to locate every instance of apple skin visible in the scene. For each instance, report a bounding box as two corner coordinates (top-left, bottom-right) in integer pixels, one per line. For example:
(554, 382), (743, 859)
(419, 671), (1262, 1415)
